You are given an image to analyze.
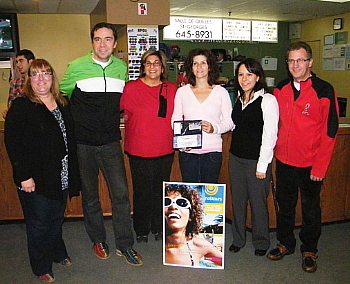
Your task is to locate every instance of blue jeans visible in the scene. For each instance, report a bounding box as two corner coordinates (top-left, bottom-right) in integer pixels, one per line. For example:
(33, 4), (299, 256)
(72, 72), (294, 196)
(77, 142), (134, 251)
(18, 190), (68, 276)
(275, 159), (322, 253)
(179, 152), (222, 183)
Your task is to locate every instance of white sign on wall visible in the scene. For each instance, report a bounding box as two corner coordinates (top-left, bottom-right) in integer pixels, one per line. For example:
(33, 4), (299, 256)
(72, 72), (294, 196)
(261, 57), (278, 70)
(163, 16), (222, 41)
(251, 21), (278, 42)
(223, 19), (251, 41)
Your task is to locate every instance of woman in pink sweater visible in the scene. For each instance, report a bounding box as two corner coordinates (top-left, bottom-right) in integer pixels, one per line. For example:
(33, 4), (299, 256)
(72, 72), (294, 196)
(172, 49), (233, 183)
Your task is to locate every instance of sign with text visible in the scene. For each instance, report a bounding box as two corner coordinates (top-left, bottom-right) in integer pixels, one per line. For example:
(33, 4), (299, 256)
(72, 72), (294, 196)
(127, 26), (159, 80)
(163, 16), (222, 40)
(223, 19), (251, 41)
(251, 21), (278, 42)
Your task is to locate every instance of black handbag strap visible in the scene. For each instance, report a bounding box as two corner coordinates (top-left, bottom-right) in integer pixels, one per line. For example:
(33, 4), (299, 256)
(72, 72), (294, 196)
(158, 83), (167, 118)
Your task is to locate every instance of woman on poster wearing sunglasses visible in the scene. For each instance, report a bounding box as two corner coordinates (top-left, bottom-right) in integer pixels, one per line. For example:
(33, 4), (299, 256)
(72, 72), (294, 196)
(164, 184), (222, 268)
(121, 50), (177, 243)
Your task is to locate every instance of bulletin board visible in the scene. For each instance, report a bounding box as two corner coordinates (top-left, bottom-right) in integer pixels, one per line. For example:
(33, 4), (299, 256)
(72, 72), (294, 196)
(322, 32), (350, 71)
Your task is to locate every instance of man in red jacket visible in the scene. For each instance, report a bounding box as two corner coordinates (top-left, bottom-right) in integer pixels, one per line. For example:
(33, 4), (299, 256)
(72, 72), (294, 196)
(267, 41), (339, 273)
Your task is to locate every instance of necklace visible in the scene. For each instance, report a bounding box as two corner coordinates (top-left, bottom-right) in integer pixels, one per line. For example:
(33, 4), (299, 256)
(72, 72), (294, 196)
(242, 96), (250, 106)
(186, 240), (194, 266)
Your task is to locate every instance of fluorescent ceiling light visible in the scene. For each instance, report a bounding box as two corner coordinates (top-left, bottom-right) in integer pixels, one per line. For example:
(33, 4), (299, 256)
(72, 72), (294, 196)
(315, 0), (350, 3)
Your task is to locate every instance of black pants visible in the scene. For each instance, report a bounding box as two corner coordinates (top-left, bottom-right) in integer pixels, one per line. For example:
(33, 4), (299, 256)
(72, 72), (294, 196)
(18, 190), (68, 276)
(275, 159), (322, 253)
(128, 153), (174, 236)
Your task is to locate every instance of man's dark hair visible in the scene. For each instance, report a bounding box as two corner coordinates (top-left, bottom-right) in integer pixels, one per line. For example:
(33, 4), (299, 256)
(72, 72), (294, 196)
(16, 49), (35, 61)
(286, 41), (313, 59)
(90, 22), (118, 41)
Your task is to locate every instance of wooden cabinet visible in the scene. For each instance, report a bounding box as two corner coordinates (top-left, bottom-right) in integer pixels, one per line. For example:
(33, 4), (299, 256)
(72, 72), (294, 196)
(0, 128), (24, 219)
(245, 122), (350, 228)
(1, 121), (350, 228)
(320, 127), (350, 222)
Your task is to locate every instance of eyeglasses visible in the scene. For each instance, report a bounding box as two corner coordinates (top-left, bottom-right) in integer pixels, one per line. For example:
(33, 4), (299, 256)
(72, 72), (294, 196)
(30, 72), (52, 79)
(164, 196), (191, 209)
(143, 61), (162, 68)
(286, 58), (310, 64)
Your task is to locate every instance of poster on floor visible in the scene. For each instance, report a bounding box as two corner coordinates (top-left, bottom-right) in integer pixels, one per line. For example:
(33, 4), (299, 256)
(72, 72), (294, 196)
(163, 182), (225, 269)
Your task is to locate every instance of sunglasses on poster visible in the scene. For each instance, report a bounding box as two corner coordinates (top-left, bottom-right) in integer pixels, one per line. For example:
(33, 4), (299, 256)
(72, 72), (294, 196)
(164, 196), (191, 209)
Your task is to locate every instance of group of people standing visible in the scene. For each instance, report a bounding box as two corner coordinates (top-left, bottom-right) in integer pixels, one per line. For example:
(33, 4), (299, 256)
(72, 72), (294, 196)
(3, 20), (338, 282)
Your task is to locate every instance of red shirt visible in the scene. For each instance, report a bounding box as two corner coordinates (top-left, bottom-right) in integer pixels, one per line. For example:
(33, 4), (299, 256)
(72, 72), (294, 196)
(8, 77), (25, 104)
(121, 78), (177, 157)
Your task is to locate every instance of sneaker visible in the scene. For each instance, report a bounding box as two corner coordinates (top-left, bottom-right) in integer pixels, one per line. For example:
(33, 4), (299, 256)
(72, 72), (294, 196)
(38, 273), (55, 283)
(302, 252), (318, 272)
(93, 242), (110, 259)
(136, 235), (148, 243)
(58, 257), (72, 267)
(267, 244), (295, 260)
(116, 248), (143, 266)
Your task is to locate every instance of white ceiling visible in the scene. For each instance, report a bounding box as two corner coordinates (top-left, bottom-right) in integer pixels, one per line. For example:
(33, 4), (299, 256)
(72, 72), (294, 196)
(1, 0), (350, 22)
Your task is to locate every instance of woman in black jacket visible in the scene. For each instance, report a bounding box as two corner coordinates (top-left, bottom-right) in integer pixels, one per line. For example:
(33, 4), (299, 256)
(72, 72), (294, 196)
(4, 59), (81, 283)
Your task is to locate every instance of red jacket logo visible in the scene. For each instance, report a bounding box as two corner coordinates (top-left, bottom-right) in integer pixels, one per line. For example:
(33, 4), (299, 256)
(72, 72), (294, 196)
(302, 103), (310, 115)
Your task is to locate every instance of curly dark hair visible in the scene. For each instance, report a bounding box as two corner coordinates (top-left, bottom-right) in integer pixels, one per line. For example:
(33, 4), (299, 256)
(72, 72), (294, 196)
(184, 48), (219, 86)
(164, 183), (203, 238)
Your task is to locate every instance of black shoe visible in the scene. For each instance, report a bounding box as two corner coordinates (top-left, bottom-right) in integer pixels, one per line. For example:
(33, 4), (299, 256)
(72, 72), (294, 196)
(136, 235), (148, 243)
(229, 244), (241, 252)
(58, 257), (72, 267)
(267, 244), (295, 260)
(302, 252), (318, 272)
(154, 232), (163, 241)
(254, 249), (267, 256)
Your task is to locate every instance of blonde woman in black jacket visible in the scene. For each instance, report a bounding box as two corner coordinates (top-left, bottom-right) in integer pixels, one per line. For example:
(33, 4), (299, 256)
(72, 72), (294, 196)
(4, 59), (81, 283)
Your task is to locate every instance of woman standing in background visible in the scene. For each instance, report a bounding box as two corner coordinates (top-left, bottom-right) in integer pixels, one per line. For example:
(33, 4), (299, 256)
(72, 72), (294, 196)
(229, 58), (279, 256)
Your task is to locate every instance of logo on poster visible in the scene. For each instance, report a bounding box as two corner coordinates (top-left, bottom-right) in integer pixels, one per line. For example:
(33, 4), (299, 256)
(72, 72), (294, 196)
(205, 185), (218, 195)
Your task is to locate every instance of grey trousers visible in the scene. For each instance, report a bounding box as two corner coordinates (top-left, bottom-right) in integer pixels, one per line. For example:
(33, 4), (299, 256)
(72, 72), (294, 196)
(77, 142), (134, 252)
(229, 154), (271, 251)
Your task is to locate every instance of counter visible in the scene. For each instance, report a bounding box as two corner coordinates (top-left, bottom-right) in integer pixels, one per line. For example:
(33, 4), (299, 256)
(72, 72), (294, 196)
(1, 120), (350, 227)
